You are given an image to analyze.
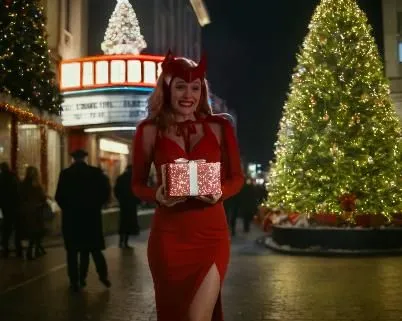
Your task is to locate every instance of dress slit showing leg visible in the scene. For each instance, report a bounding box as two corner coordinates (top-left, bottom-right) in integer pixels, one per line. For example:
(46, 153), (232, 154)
(183, 262), (224, 321)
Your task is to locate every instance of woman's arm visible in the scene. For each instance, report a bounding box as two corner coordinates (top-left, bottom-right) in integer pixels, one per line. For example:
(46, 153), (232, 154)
(131, 121), (158, 202)
(217, 117), (245, 200)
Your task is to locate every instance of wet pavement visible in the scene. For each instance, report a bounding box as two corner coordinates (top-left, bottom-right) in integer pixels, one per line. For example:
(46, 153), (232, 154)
(1, 227), (402, 321)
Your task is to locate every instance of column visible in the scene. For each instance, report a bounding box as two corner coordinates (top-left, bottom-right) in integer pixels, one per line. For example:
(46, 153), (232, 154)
(40, 125), (48, 192)
(10, 115), (18, 173)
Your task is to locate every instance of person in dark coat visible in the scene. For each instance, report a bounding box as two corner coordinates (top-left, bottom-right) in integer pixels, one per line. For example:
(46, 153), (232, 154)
(114, 165), (141, 248)
(0, 162), (22, 258)
(55, 149), (111, 292)
(19, 166), (47, 260)
(239, 180), (260, 233)
(230, 179), (260, 235)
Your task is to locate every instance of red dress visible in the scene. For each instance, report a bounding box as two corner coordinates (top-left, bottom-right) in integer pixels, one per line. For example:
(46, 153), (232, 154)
(132, 115), (244, 321)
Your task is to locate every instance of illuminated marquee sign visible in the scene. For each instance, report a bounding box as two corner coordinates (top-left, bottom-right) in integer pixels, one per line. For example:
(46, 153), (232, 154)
(60, 54), (164, 91)
(61, 92), (148, 126)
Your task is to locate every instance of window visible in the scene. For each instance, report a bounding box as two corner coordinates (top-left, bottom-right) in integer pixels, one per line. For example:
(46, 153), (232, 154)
(398, 12), (402, 63)
(17, 124), (41, 180)
(65, 0), (71, 32)
(399, 42), (402, 63)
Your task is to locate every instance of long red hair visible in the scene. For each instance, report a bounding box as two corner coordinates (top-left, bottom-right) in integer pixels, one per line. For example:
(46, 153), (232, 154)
(147, 58), (212, 129)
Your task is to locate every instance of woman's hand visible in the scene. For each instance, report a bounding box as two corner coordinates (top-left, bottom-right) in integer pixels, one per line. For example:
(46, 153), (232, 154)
(156, 185), (187, 207)
(196, 192), (222, 204)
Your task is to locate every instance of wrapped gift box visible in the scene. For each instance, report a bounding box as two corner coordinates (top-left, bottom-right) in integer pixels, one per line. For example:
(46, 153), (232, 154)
(161, 158), (221, 197)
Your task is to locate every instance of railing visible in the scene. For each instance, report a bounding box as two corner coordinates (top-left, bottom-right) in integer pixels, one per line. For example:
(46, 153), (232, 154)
(59, 54), (165, 92)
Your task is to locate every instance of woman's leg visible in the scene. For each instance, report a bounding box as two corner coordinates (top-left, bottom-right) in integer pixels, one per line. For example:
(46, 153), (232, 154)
(188, 263), (221, 321)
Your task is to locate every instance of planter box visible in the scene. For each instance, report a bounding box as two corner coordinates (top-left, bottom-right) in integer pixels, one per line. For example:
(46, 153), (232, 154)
(355, 214), (387, 228)
(272, 225), (402, 250)
(313, 214), (339, 226)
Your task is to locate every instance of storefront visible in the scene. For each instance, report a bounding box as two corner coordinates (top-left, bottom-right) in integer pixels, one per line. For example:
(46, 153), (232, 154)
(59, 54), (163, 200)
(0, 100), (64, 197)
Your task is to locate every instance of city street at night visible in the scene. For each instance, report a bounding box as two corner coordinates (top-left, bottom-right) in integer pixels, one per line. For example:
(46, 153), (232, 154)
(2, 0), (402, 320)
(2, 229), (402, 321)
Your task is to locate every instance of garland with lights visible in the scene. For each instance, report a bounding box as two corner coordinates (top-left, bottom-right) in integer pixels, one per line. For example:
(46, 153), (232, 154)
(266, 0), (402, 219)
(0, 103), (64, 132)
(1, 101), (63, 182)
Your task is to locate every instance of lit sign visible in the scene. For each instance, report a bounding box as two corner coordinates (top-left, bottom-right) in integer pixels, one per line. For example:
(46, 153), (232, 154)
(61, 92), (149, 126)
(99, 138), (129, 155)
(60, 54), (164, 91)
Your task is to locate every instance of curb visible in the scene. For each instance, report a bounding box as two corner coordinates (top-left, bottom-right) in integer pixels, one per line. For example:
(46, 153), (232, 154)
(265, 236), (402, 257)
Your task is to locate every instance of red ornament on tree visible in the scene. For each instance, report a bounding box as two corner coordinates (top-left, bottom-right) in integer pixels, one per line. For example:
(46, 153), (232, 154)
(339, 193), (357, 211)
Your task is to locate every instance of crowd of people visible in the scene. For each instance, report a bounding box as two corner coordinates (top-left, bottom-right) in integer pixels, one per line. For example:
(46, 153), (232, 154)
(0, 155), (142, 264)
(0, 162), (51, 259)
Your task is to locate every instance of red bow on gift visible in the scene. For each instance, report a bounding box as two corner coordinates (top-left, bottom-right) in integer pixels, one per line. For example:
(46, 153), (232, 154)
(339, 193), (357, 211)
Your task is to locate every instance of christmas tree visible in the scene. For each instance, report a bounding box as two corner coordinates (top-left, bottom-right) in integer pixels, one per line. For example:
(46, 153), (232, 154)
(266, 0), (402, 217)
(0, 1), (12, 63)
(0, 0), (62, 115)
(101, 0), (147, 55)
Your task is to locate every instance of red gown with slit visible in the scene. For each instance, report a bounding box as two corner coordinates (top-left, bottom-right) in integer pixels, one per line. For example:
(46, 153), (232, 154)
(131, 114), (244, 321)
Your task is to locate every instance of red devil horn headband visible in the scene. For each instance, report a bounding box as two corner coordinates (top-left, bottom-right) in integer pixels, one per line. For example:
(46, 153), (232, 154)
(161, 49), (207, 84)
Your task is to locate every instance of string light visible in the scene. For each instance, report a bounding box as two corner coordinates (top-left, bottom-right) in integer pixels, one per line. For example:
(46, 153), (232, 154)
(0, 103), (64, 132)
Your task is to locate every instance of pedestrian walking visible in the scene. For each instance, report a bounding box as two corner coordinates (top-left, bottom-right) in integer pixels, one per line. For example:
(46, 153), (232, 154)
(55, 149), (112, 292)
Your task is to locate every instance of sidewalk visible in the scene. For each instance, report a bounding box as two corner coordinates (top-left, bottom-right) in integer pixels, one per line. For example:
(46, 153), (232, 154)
(3, 224), (402, 321)
(0, 208), (155, 251)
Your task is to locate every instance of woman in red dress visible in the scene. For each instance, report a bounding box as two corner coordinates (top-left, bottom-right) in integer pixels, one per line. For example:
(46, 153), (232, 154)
(132, 50), (244, 321)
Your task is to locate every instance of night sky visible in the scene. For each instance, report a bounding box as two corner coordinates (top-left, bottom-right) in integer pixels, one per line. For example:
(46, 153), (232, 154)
(202, 0), (383, 167)
(89, 0), (383, 167)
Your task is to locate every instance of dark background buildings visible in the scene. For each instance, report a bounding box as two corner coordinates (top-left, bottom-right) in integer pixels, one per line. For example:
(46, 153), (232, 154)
(88, 0), (201, 59)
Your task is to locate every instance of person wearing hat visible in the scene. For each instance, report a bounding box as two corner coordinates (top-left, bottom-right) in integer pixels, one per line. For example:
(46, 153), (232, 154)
(55, 149), (112, 292)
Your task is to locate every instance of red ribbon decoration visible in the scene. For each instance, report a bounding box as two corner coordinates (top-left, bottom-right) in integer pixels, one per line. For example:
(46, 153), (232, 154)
(339, 193), (357, 211)
(175, 121), (197, 153)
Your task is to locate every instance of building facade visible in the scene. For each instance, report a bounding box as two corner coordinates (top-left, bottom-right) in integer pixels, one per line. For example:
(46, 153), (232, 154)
(382, 0), (402, 121)
(88, 0), (207, 60)
(59, 0), (210, 195)
(0, 0), (89, 198)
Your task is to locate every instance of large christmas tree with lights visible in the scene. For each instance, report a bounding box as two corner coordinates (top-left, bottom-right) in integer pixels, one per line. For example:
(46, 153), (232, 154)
(266, 0), (402, 218)
(101, 0), (147, 55)
(0, 0), (62, 115)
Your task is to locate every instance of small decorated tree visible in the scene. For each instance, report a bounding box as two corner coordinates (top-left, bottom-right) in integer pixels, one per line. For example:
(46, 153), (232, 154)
(266, 0), (402, 219)
(101, 0), (147, 55)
